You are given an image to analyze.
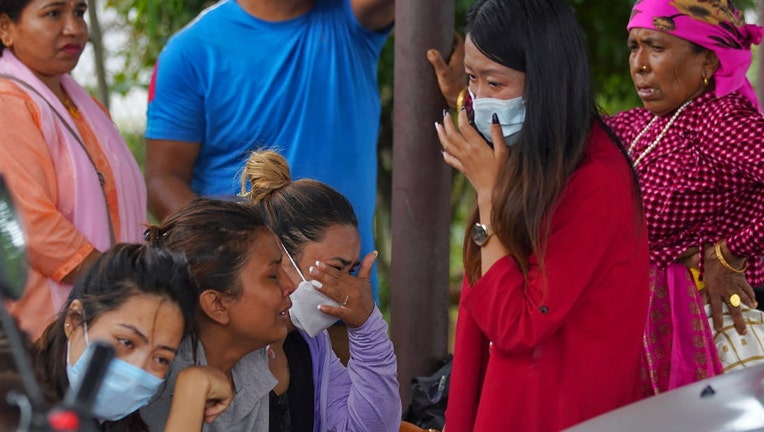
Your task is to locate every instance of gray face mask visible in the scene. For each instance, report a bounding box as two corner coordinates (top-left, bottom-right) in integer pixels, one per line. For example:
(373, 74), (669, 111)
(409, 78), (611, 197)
(470, 89), (525, 145)
(280, 243), (339, 337)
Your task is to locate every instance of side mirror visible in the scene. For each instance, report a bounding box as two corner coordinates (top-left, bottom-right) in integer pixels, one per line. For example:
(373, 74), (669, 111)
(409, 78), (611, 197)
(0, 174), (27, 300)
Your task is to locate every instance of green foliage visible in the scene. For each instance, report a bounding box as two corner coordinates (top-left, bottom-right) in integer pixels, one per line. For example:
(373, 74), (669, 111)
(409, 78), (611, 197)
(569, 0), (642, 113)
(105, 0), (215, 92)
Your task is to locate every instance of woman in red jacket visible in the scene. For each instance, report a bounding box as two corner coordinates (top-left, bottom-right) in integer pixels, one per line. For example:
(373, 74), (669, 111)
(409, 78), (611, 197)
(433, 0), (650, 430)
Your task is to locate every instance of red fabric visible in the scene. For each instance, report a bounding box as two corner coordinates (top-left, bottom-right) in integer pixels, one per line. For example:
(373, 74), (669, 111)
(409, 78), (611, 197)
(446, 123), (650, 431)
(148, 61), (158, 103)
(606, 91), (764, 285)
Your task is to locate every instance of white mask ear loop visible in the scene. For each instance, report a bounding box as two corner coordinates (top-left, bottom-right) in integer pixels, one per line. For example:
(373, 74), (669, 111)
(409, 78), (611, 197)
(66, 316), (90, 366)
(83, 319), (90, 345)
(280, 242), (307, 282)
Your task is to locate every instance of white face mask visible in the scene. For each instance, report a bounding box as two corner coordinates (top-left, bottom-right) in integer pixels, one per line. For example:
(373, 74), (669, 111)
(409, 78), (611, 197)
(66, 320), (164, 421)
(281, 243), (340, 337)
(470, 89), (526, 145)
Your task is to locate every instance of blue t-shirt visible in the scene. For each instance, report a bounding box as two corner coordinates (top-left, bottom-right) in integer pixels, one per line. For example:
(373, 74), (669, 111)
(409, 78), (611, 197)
(148, 0), (389, 293)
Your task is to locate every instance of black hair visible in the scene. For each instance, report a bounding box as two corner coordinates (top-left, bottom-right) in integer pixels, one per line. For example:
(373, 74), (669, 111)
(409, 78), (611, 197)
(145, 197), (271, 300)
(0, 0), (32, 54)
(32, 243), (197, 431)
(0, 0), (30, 22)
(462, 0), (637, 284)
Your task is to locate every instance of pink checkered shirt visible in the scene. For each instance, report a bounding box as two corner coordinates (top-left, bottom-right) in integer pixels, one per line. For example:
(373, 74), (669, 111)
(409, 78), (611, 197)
(606, 91), (764, 285)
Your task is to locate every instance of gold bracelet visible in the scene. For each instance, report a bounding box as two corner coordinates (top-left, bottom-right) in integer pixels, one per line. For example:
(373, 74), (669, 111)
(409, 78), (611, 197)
(714, 242), (747, 273)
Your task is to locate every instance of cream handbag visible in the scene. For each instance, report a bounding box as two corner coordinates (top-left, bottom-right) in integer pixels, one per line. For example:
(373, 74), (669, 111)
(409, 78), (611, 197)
(705, 303), (764, 372)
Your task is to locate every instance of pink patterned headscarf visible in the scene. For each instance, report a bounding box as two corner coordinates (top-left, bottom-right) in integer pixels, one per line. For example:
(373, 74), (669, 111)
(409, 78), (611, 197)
(628, 0), (763, 109)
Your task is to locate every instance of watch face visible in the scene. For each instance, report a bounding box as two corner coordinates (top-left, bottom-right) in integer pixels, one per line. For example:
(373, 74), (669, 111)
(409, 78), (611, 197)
(472, 224), (488, 246)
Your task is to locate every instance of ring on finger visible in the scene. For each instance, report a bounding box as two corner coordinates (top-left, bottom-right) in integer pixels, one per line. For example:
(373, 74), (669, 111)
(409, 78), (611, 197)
(729, 293), (742, 308)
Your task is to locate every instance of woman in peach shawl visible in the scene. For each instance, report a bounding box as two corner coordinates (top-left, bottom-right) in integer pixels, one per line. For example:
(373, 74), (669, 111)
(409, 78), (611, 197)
(0, 0), (146, 339)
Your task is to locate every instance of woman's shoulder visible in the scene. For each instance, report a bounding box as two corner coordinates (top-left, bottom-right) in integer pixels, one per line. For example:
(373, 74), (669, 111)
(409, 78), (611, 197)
(695, 91), (762, 121)
(0, 80), (45, 131)
(584, 120), (631, 170)
(0, 79), (40, 110)
(604, 106), (651, 130)
(568, 121), (636, 196)
(0, 79), (28, 96)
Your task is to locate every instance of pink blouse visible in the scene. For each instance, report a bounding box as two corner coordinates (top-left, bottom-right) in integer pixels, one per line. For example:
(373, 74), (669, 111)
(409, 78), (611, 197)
(606, 91), (764, 285)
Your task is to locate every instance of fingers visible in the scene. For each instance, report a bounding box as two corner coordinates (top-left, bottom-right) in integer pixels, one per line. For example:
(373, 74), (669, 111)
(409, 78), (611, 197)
(729, 305), (748, 335)
(309, 261), (375, 327)
(729, 279), (755, 335)
(427, 48), (458, 109)
(700, 288), (709, 305)
(308, 261), (358, 304)
(489, 114), (509, 158)
(456, 105), (492, 151)
(435, 113), (464, 172)
(709, 292), (724, 332)
(452, 32), (465, 56)
(427, 33), (467, 109)
(740, 281), (758, 309)
(456, 105), (482, 143)
(426, 49), (448, 76)
(356, 250), (378, 279)
(204, 398), (232, 424)
(708, 281), (753, 335)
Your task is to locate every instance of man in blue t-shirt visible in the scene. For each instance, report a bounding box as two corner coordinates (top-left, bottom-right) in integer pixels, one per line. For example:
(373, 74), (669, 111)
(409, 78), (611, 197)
(145, 0), (394, 300)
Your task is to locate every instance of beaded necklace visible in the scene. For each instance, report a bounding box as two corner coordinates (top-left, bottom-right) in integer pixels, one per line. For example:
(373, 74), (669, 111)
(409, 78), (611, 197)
(628, 100), (691, 167)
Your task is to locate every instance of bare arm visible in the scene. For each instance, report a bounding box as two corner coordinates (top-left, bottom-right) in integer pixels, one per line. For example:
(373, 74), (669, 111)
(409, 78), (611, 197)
(351, 0), (395, 32)
(163, 366), (233, 431)
(145, 138), (200, 222)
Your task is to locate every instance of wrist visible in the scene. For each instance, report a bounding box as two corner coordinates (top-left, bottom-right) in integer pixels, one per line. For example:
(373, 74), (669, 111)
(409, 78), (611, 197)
(476, 191), (493, 210)
(714, 241), (747, 273)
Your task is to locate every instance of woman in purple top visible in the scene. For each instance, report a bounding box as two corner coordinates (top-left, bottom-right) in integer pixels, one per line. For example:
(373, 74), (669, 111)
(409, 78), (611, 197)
(240, 150), (401, 432)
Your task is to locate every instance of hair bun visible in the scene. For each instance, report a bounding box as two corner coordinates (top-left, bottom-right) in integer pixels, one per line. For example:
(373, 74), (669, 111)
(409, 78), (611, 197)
(240, 150), (292, 203)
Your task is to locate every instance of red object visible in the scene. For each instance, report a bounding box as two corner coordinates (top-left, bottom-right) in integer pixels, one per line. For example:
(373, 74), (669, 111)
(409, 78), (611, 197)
(446, 123), (650, 431)
(48, 409), (80, 431)
(148, 61), (159, 103)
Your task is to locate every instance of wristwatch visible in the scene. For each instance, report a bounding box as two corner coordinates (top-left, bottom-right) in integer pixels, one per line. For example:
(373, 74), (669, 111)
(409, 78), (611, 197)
(471, 223), (494, 247)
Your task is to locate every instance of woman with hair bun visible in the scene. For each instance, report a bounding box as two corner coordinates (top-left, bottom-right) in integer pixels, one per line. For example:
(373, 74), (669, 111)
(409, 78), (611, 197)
(240, 150), (400, 432)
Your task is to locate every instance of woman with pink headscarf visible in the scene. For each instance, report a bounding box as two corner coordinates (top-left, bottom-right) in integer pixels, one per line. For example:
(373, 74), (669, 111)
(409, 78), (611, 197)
(606, 0), (764, 396)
